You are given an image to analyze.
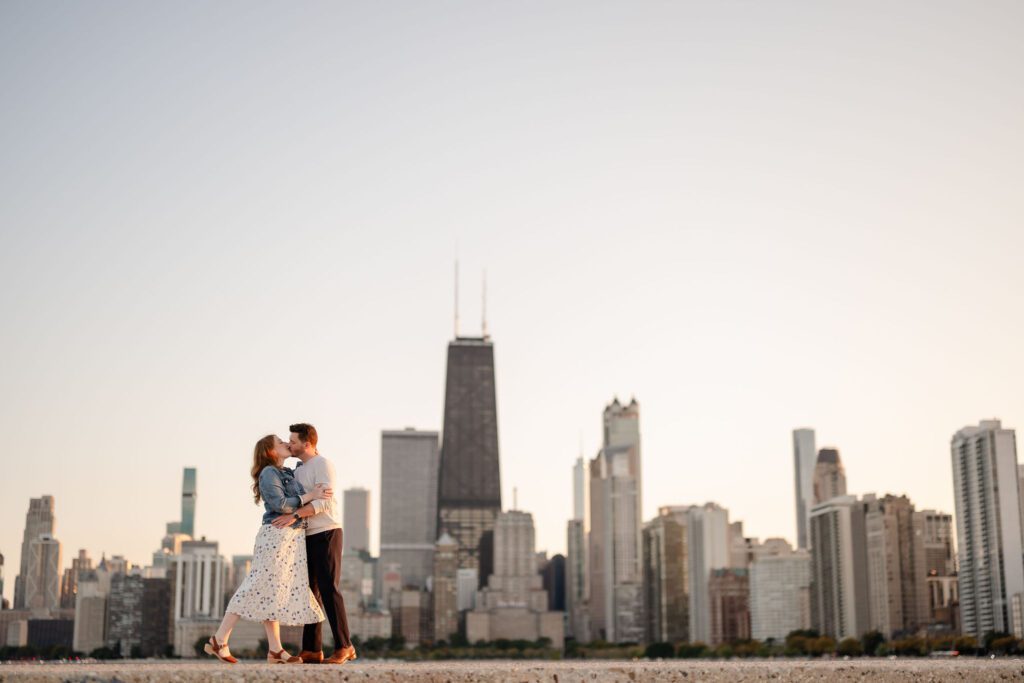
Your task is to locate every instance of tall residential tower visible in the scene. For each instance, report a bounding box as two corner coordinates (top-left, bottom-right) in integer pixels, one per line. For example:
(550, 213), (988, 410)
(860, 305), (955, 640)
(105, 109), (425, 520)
(951, 420), (1024, 638)
(588, 398), (644, 643)
(793, 429), (817, 550)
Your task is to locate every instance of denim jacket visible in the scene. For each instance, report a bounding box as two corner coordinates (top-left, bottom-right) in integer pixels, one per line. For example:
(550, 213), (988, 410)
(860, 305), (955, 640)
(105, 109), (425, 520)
(259, 465), (307, 528)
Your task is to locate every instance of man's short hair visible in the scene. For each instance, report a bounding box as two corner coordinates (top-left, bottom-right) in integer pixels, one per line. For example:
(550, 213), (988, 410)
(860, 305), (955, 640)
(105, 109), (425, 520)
(289, 423), (318, 448)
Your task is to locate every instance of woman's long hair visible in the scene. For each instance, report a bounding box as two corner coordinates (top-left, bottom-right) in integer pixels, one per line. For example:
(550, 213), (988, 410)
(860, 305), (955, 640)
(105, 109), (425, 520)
(251, 435), (277, 504)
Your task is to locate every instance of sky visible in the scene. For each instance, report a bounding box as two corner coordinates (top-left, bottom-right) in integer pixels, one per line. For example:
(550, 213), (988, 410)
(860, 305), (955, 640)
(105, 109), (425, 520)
(1, 1), (1023, 605)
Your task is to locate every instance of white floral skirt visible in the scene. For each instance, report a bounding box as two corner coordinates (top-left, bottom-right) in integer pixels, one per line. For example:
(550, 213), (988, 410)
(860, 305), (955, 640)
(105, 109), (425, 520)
(226, 524), (325, 625)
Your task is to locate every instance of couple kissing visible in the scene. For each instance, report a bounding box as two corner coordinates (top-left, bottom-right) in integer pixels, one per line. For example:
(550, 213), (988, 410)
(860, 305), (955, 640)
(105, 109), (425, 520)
(204, 423), (355, 665)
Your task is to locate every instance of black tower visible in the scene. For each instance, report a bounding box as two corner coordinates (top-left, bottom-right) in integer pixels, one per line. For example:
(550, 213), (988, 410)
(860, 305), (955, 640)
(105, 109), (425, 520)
(437, 336), (502, 575)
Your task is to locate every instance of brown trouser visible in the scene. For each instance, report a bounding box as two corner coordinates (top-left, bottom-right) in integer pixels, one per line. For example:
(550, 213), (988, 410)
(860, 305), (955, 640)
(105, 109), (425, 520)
(302, 528), (352, 652)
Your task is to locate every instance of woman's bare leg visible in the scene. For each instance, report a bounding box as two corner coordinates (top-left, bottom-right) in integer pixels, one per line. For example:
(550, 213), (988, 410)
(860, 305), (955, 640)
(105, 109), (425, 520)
(214, 612), (241, 644)
(264, 620), (283, 653)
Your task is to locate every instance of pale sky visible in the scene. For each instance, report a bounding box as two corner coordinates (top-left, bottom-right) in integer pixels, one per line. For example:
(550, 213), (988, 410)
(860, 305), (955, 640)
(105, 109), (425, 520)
(2, 1), (1023, 605)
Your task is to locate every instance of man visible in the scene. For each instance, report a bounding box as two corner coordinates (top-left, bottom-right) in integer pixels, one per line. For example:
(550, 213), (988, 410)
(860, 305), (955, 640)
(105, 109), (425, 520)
(270, 422), (356, 664)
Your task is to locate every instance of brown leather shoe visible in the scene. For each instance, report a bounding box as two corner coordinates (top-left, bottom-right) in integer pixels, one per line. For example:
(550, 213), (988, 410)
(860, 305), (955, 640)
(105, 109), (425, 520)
(324, 645), (357, 664)
(298, 650), (324, 664)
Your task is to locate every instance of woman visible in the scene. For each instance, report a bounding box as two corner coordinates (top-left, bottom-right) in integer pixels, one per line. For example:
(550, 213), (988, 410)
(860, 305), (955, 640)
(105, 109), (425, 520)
(205, 435), (329, 664)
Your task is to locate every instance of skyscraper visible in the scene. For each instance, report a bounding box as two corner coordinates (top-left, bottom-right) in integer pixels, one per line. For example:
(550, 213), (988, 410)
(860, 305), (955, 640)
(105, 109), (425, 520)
(165, 468), (197, 537)
(749, 539), (811, 642)
(343, 487), (371, 554)
(380, 428), (440, 590)
(467, 510), (565, 648)
(60, 549), (92, 609)
(809, 494), (870, 640)
(180, 468), (197, 538)
(864, 494), (930, 638)
(588, 398), (644, 643)
(14, 496), (55, 610)
(24, 534), (62, 614)
(812, 448), (847, 505)
(793, 428), (817, 550)
(687, 502), (730, 644)
(437, 336), (502, 575)
(566, 455), (589, 641)
(951, 420), (1024, 638)
(643, 506), (691, 644)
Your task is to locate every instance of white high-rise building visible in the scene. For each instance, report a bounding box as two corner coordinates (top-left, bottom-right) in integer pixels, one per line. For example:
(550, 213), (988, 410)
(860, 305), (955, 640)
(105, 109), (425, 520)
(573, 456), (587, 522)
(343, 487), (371, 554)
(14, 496), (55, 610)
(749, 539), (811, 642)
(567, 456), (590, 641)
(172, 539), (226, 656)
(588, 398), (644, 643)
(809, 494), (870, 640)
(951, 420), (1024, 638)
(380, 429), (440, 590)
(793, 429), (817, 550)
(24, 534), (61, 615)
(687, 502), (730, 644)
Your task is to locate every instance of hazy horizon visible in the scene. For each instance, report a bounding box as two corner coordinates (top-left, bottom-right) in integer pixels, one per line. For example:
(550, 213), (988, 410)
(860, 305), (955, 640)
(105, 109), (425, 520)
(2, 1), (1023, 604)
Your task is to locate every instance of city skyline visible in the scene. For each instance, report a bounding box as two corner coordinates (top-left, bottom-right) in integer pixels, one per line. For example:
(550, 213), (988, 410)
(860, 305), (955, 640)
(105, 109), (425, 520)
(0, 334), (1013, 607)
(0, 333), (1007, 608)
(2, 415), (971, 654)
(3, 0), (1024, 607)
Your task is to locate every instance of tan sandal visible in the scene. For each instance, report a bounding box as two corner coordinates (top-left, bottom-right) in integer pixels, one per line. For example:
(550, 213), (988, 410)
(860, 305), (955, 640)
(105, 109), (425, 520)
(268, 648), (302, 664)
(204, 636), (238, 664)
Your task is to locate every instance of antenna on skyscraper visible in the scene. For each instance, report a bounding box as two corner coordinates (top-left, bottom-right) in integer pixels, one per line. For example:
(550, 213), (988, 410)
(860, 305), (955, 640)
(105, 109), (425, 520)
(454, 258), (460, 338)
(482, 268), (488, 338)
(513, 486), (518, 510)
